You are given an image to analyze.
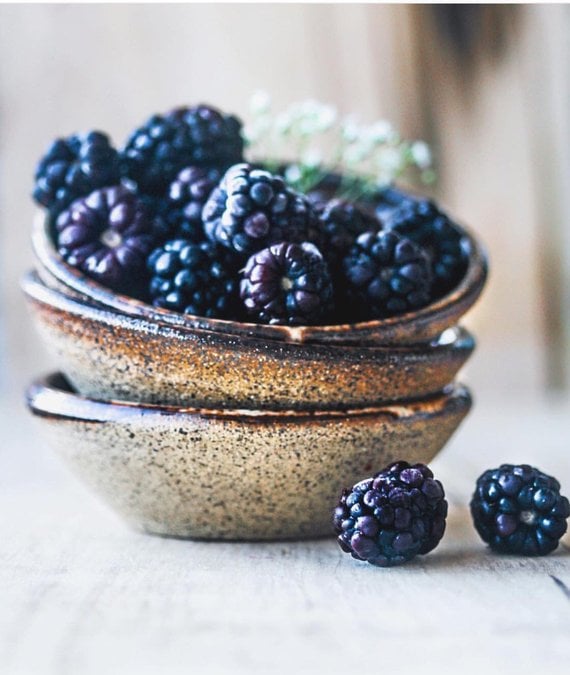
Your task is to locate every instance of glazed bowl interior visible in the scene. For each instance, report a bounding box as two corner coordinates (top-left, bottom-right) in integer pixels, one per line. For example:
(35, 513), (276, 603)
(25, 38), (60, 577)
(27, 372), (472, 540)
(32, 211), (488, 346)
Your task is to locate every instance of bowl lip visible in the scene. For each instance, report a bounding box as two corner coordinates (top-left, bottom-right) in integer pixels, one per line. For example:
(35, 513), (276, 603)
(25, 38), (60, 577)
(27, 372), (471, 423)
(32, 205), (488, 345)
(22, 269), (476, 355)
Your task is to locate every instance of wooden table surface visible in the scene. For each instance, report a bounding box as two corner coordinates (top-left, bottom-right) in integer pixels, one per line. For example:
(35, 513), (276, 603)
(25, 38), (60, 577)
(1, 392), (569, 675)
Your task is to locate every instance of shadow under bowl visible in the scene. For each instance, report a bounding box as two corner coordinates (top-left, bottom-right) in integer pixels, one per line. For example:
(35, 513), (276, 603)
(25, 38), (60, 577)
(27, 372), (472, 540)
(32, 210), (488, 347)
(23, 270), (475, 409)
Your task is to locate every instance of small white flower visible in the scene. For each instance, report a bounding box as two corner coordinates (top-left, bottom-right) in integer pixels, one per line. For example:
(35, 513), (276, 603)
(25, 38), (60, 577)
(284, 164), (302, 184)
(301, 148), (322, 168)
(250, 90), (271, 115)
(367, 120), (394, 144)
(376, 146), (403, 174)
(276, 111), (294, 135)
(341, 116), (361, 143)
(410, 141), (432, 170)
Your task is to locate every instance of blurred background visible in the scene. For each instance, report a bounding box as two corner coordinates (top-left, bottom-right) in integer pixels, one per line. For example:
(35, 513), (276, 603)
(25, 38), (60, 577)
(0, 3), (569, 402)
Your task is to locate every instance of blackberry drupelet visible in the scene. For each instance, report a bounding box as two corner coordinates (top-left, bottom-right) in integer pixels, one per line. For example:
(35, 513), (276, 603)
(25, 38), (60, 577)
(54, 186), (162, 294)
(470, 464), (570, 556)
(148, 239), (240, 319)
(240, 241), (333, 325)
(341, 230), (432, 320)
(202, 164), (321, 257)
(33, 131), (121, 216)
(382, 198), (468, 296)
(166, 166), (221, 241)
(334, 461), (448, 567)
(314, 198), (380, 268)
(121, 105), (244, 195)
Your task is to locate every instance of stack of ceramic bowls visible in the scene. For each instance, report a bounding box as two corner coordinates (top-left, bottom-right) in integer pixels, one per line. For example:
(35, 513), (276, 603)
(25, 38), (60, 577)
(24, 213), (487, 540)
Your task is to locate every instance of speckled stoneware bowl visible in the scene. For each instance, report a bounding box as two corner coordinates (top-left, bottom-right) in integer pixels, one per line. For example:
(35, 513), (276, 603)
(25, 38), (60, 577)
(23, 271), (475, 409)
(27, 373), (472, 540)
(32, 211), (487, 346)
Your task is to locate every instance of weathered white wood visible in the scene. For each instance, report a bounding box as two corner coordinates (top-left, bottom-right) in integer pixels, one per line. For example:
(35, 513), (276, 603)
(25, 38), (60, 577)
(1, 395), (569, 675)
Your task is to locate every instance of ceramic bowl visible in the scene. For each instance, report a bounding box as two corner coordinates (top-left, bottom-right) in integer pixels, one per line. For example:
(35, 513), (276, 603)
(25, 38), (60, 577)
(32, 211), (487, 346)
(23, 271), (475, 409)
(27, 372), (472, 540)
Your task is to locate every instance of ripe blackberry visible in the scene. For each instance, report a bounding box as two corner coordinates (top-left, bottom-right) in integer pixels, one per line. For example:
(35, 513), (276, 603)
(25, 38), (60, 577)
(165, 166), (221, 241)
(202, 164), (320, 257)
(382, 199), (468, 296)
(121, 105), (244, 195)
(33, 131), (120, 216)
(314, 198), (380, 268)
(240, 242), (333, 325)
(341, 230), (432, 320)
(334, 461), (448, 567)
(54, 186), (162, 294)
(148, 239), (240, 319)
(470, 464), (570, 556)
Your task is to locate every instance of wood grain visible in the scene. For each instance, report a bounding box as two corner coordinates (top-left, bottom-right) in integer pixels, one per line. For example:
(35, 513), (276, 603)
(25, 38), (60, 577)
(1, 395), (569, 674)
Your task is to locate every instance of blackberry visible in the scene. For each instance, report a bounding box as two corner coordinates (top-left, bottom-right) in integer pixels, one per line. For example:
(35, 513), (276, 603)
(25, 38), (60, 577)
(202, 164), (320, 257)
(334, 461), (448, 567)
(470, 464), (570, 556)
(148, 239), (240, 319)
(382, 199), (468, 296)
(341, 230), (432, 321)
(54, 186), (162, 295)
(240, 241), (333, 325)
(314, 198), (380, 268)
(121, 105), (244, 195)
(33, 131), (121, 216)
(165, 166), (221, 241)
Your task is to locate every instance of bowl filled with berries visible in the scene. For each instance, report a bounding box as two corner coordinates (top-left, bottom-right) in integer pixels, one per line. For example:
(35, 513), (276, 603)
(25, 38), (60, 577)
(24, 96), (487, 538)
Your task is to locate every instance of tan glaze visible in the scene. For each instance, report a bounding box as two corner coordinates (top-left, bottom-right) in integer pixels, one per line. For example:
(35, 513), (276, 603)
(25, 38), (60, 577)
(32, 211), (488, 346)
(27, 373), (472, 540)
(23, 271), (475, 410)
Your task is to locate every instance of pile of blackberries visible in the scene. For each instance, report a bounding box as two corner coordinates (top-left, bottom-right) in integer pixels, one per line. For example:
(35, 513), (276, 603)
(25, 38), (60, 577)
(33, 104), (469, 325)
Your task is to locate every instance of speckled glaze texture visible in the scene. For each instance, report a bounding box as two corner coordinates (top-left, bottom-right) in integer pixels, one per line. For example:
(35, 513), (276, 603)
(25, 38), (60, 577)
(32, 211), (488, 346)
(23, 272), (475, 409)
(27, 374), (472, 540)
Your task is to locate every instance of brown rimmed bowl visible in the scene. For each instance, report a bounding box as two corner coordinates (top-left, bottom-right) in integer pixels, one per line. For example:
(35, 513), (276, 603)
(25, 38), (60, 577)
(23, 271), (475, 409)
(32, 211), (488, 346)
(27, 372), (471, 540)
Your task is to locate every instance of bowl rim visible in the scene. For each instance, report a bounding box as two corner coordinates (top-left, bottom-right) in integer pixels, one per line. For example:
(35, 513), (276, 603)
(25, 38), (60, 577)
(27, 372), (472, 423)
(22, 269), (476, 355)
(32, 206), (488, 345)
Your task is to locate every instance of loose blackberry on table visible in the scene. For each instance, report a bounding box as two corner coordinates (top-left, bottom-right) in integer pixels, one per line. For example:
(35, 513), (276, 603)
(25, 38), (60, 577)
(54, 185), (163, 294)
(341, 229), (432, 321)
(33, 131), (121, 217)
(202, 164), (321, 257)
(382, 198), (468, 297)
(121, 105), (244, 195)
(334, 461), (448, 567)
(240, 241), (333, 325)
(148, 239), (240, 319)
(470, 464), (569, 556)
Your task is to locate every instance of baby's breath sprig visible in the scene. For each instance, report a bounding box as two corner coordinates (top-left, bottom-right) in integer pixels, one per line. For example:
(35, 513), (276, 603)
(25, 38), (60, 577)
(244, 92), (435, 197)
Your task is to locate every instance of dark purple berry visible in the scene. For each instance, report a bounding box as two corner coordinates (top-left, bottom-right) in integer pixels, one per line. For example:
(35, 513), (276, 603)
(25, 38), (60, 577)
(334, 461), (447, 567)
(121, 105), (244, 194)
(381, 198), (468, 297)
(33, 131), (121, 217)
(202, 163), (321, 257)
(240, 241), (333, 326)
(164, 166), (221, 241)
(340, 229), (432, 321)
(54, 186), (162, 295)
(470, 464), (569, 555)
(147, 239), (240, 319)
